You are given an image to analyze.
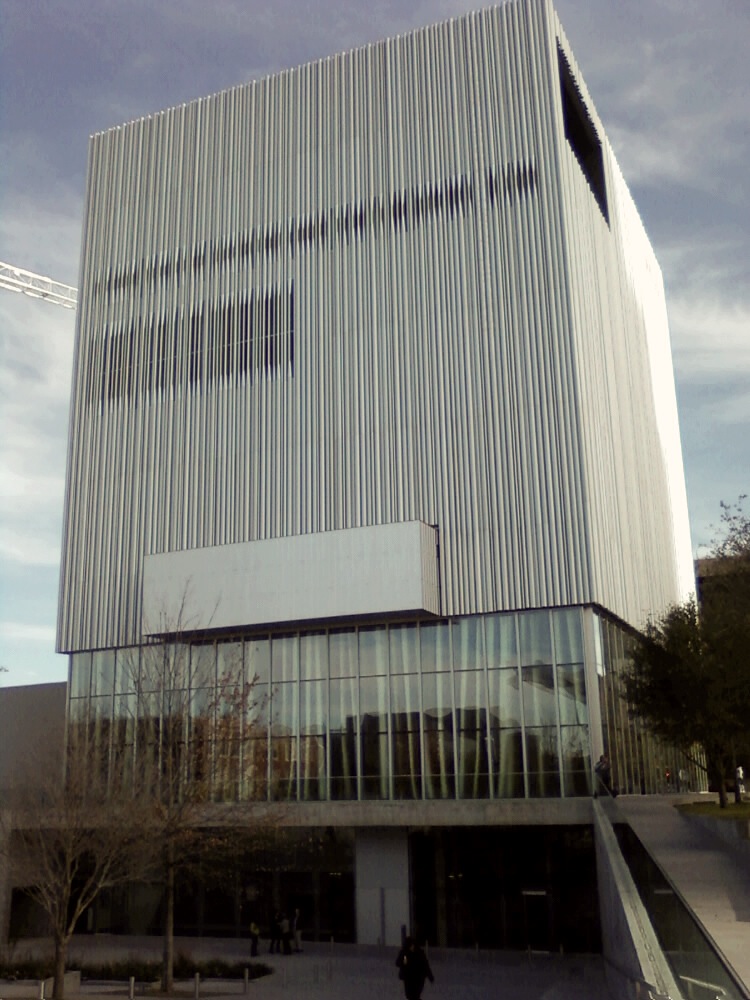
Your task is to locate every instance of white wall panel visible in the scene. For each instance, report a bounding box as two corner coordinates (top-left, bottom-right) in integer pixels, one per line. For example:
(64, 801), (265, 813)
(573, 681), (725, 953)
(58, 0), (693, 653)
(141, 521), (440, 632)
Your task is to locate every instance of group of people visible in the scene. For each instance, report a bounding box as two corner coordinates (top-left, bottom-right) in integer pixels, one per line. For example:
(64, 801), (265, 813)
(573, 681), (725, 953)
(250, 908), (302, 956)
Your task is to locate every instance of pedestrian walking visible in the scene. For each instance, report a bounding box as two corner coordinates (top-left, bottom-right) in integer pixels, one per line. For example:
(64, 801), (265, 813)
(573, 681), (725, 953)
(395, 936), (434, 1000)
(269, 911), (282, 954)
(249, 919), (259, 958)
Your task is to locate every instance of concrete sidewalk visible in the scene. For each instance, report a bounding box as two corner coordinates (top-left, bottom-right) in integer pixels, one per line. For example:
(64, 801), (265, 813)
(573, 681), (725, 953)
(0, 938), (609, 1000)
(615, 795), (750, 996)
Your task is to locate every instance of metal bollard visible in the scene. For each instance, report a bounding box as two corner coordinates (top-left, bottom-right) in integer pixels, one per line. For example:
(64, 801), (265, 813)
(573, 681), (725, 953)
(39, 980), (45, 1000)
(194, 972), (200, 999)
(243, 967), (249, 994)
(129, 976), (135, 1000)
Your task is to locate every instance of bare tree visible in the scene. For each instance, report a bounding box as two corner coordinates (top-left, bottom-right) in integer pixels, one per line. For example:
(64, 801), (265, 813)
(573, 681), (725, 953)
(119, 596), (273, 991)
(5, 725), (152, 999)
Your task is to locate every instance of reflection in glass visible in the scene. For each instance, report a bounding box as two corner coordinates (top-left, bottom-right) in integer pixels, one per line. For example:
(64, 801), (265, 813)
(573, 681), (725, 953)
(330, 678), (356, 733)
(422, 672), (452, 730)
(452, 617), (484, 671)
(300, 680), (326, 735)
(424, 726), (455, 799)
(392, 729), (421, 799)
(242, 738), (269, 800)
(300, 632), (327, 681)
(245, 637), (270, 684)
(300, 735), (326, 800)
(247, 682), (269, 731)
(329, 629), (357, 678)
(522, 665), (557, 726)
(361, 728), (388, 799)
(70, 652), (92, 699)
(485, 614), (518, 668)
(556, 664), (587, 725)
(270, 735), (297, 800)
(525, 726), (560, 797)
(330, 729), (357, 800)
(490, 728), (524, 798)
(271, 634), (298, 683)
(390, 673), (420, 732)
(189, 643), (214, 690)
(457, 723), (489, 799)
(389, 624), (417, 675)
(553, 608), (583, 664)
(91, 650), (115, 697)
(115, 648), (139, 694)
(488, 669), (521, 728)
(217, 642), (244, 690)
(359, 675), (387, 729)
(420, 621), (450, 672)
(519, 610), (552, 666)
(271, 681), (297, 734)
(561, 725), (591, 796)
(360, 626), (388, 675)
(454, 670), (484, 728)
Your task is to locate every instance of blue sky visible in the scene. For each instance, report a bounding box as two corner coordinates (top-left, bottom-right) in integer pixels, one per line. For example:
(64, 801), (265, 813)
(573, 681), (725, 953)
(1, 0), (748, 686)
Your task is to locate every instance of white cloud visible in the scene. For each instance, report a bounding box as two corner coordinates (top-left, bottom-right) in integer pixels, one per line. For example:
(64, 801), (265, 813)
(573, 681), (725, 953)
(0, 622), (56, 643)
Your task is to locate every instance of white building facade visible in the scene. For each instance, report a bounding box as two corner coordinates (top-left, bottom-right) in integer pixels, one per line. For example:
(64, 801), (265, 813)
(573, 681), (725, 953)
(57, 0), (694, 949)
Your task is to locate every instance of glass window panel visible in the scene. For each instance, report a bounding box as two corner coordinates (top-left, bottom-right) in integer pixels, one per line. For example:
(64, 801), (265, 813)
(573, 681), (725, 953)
(361, 730), (388, 799)
(452, 617), (484, 670)
(388, 624), (417, 675)
(245, 636), (270, 683)
(454, 670), (485, 729)
(299, 631), (327, 680)
(247, 682), (269, 733)
(392, 730), (422, 800)
(190, 643), (215, 689)
(138, 643), (166, 692)
(525, 726), (561, 797)
(488, 668), (521, 728)
(214, 740), (241, 802)
(553, 608), (583, 664)
(299, 735), (326, 800)
(420, 621), (450, 672)
(360, 625), (388, 675)
(242, 738), (269, 801)
(423, 672), (453, 730)
(329, 629), (357, 678)
(330, 677), (357, 733)
(300, 680), (326, 735)
(90, 694), (113, 719)
(561, 725), (590, 779)
(113, 693), (137, 746)
(330, 731), (357, 800)
(519, 610), (552, 666)
(91, 650), (115, 696)
(485, 613), (518, 668)
(556, 663), (588, 725)
(424, 729), (455, 799)
(490, 728), (524, 798)
(457, 728), (489, 799)
(68, 697), (88, 725)
(217, 641), (244, 688)
(522, 664), (557, 726)
(271, 634), (298, 683)
(271, 681), (297, 735)
(115, 648), (139, 694)
(70, 652), (92, 699)
(270, 735), (297, 800)
(390, 673), (421, 732)
(359, 675), (387, 731)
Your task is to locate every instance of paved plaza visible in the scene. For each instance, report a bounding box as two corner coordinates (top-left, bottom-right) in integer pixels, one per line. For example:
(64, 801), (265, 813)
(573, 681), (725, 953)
(0, 938), (610, 1000)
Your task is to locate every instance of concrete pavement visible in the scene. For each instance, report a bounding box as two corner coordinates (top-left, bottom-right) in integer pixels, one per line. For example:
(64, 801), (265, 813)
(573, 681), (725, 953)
(615, 795), (750, 997)
(0, 938), (610, 1000)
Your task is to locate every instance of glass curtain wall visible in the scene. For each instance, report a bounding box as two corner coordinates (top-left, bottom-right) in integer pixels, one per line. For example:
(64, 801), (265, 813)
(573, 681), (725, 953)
(594, 612), (707, 795)
(67, 607), (595, 803)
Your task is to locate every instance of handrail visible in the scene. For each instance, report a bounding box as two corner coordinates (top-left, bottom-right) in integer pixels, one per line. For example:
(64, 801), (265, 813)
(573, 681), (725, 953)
(603, 954), (674, 999)
(679, 973), (728, 998)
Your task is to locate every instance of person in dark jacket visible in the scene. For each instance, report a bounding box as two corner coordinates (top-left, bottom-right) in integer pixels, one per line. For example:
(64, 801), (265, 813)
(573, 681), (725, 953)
(395, 936), (434, 1000)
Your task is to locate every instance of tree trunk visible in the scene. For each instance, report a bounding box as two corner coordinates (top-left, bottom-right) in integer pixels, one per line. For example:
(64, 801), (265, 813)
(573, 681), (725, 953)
(162, 842), (175, 992)
(53, 932), (68, 1000)
(708, 756), (728, 809)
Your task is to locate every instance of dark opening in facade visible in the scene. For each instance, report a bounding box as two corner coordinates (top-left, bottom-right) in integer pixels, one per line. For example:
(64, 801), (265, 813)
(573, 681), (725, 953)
(558, 46), (609, 223)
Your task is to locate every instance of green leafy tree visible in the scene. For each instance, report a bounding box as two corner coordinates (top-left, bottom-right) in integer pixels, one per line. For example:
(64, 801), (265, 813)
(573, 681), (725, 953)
(626, 498), (750, 808)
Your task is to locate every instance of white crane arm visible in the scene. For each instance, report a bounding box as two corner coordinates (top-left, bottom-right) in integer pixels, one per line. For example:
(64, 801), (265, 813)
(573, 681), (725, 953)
(0, 260), (78, 309)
